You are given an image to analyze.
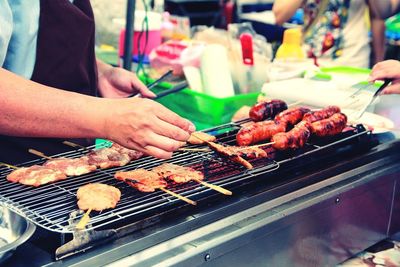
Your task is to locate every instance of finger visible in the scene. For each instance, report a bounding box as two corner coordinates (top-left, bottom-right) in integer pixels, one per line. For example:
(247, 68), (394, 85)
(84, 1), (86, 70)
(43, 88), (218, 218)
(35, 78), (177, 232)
(151, 118), (191, 142)
(131, 76), (156, 98)
(381, 83), (400, 95)
(144, 132), (186, 152)
(154, 105), (196, 132)
(143, 145), (173, 159)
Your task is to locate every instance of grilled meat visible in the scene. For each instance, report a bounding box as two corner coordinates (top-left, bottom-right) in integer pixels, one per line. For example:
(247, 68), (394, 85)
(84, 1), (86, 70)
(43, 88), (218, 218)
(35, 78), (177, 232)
(207, 142), (268, 169)
(87, 143), (142, 169)
(77, 183), (121, 211)
(236, 120), (287, 146)
(302, 106), (341, 123)
(249, 99), (288, 122)
(6, 165), (67, 187)
(115, 169), (167, 192)
(274, 107), (311, 126)
(187, 131), (216, 145)
(153, 163), (204, 183)
(271, 121), (312, 150)
(311, 113), (347, 137)
(43, 156), (97, 176)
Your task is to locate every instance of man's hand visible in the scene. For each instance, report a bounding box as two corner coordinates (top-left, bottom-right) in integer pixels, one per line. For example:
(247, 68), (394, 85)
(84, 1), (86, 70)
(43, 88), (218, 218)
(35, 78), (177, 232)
(97, 60), (156, 98)
(101, 97), (195, 159)
(369, 60), (400, 94)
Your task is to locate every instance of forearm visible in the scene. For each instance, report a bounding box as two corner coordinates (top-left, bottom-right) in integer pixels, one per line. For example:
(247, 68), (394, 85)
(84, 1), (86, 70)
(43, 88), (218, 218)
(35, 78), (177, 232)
(368, 0), (399, 19)
(273, 0), (303, 25)
(0, 68), (107, 138)
(370, 16), (386, 65)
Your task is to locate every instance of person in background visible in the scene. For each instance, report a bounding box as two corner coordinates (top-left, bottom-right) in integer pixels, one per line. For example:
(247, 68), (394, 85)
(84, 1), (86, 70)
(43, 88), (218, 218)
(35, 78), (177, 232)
(273, 0), (394, 68)
(0, 0), (194, 164)
(369, 59), (400, 94)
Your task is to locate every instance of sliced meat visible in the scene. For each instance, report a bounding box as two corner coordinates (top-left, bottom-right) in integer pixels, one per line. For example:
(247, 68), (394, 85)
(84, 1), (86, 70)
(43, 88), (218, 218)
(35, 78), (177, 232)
(6, 165), (67, 187)
(77, 183), (121, 211)
(153, 163), (204, 183)
(111, 143), (144, 160)
(115, 169), (167, 192)
(187, 132), (216, 145)
(87, 146), (131, 169)
(43, 156), (97, 176)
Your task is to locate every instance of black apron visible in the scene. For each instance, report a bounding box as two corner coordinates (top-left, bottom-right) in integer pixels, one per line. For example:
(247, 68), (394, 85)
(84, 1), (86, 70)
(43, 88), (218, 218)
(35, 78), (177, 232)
(0, 0), (98, 164)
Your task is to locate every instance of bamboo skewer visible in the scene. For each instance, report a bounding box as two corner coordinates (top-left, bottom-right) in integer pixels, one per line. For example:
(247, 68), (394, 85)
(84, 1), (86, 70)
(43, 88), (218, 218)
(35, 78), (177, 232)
(62, 140), (86, 149)
(28, 149), (53, 160)
(178, 148), (210, 152)
(0, 162), (18, 169)
(192, 178), (232, 195)
(159, 187), (197, 205)
(76, 208), (92, 230)
(250, 141), (276, 148)
(288, 100), (303, 107)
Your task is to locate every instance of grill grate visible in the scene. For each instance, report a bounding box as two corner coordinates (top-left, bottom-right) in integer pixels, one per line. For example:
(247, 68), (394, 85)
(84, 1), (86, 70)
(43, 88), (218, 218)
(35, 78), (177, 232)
(0, 122), (371, 233)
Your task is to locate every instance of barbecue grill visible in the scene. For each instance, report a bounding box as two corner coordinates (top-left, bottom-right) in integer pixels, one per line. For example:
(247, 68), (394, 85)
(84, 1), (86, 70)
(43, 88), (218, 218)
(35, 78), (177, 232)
(1, 120), (400, 267)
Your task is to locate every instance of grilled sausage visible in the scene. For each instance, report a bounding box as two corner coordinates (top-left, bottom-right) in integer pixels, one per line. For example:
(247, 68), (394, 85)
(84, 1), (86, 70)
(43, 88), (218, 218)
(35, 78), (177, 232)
(274, 107), (311, 126)
(249, 99), (288, 121)
(302, 106), (341, 123)
(311, 113), (347, 137)
(271, 121), (311, 150)
(236, 120), (287, 146)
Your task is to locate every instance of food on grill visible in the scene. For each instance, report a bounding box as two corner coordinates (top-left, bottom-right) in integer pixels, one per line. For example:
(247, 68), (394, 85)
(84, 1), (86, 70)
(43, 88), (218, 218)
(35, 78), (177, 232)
(187, 131), (216, 145)
(115, 169), (167, 192)
(88, 143), (142, 169)
(43, 156), (97, 176)
(274, 107), (311, 126)
(249, 99), (288, 122)
(302, 106), (341, 123)
(153, 163), (204, 183)
(271, 121), (312, 150)
(236, 120), (287, 146)
(77, 183), (121, 211)
(311, 113), (348, 137)
(207, 142), (268, 169)
(6, 165), (67, 187)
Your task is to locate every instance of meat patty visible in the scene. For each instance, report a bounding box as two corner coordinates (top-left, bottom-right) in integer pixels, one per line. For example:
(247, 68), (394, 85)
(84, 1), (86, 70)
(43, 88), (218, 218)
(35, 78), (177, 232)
(115, 169), (167, 192)
(187, 132), (216, 145)
(153, 163), (204, 183)
(77, 183), (121, 211)
(6, 165), (67, 187)
(44, 156), (97, 176)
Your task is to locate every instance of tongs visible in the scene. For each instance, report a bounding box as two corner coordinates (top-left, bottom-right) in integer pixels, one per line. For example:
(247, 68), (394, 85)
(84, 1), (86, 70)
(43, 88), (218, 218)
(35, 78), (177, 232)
(347, 79), (392, 120)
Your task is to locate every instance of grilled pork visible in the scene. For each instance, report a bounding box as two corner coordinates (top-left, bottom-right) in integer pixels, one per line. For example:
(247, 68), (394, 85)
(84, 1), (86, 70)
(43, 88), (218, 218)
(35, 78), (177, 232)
(153, 163), (204, 183)
(77, 183), (121, 211)
(115, 169), (167, 192)
(88, 143), (142, 169)
(44, 156), (97, 176)
(6, 165), (67, 187)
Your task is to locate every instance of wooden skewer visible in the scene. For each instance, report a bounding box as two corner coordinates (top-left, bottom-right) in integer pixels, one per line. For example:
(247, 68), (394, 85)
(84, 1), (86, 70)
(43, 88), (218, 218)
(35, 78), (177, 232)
(63, 140), (85, 149)
(288, 100), (303, 107)
(76, 208), (92, 230)
(178, 148), (210, 152)
(192, 178), (232, 195)
(28, 149), (53, 160)
(159, 187), (197, 205)
(250, 141), (276, 148)
(0, 162), (18, 170)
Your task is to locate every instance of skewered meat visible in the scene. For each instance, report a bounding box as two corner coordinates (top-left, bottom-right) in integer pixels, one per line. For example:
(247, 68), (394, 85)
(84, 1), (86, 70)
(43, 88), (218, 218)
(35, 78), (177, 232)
(6, 165), (67, 187)
(274, 107), (311, 126)
(153, 163), (204, 183)
(249, 99), (288, 121)
(311, 113), (347, 137)
(115, 169), (167, 192)
(207, 142), (268, 169)
(236, 120), (287, 146)
(302, 106), (341, 123)
(88, 143), (142, 169)
(187, 131), (216, 145)
(77, 183), (121, 211)
(44, 156), (97, 176)
(271, 121), (312, 150)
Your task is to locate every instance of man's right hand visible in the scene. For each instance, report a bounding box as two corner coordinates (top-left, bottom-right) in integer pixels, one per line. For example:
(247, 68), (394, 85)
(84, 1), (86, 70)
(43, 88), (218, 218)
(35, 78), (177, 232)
(100, 97), (196, 159)
(369, 60), (400, 94)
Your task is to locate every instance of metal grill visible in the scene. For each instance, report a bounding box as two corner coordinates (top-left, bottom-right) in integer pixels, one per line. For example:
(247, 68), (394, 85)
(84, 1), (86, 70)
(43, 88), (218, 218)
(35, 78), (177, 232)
(0, 121), (372, 233)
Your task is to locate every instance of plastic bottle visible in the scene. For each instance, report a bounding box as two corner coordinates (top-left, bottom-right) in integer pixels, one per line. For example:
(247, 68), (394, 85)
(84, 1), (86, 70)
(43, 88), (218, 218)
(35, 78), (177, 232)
(275, 28), (305, 61)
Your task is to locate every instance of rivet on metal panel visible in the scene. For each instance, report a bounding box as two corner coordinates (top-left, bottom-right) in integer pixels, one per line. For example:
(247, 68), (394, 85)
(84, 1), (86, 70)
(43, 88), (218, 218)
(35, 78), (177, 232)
(335, 197), (340, 204)
(204, 253), (211, 261)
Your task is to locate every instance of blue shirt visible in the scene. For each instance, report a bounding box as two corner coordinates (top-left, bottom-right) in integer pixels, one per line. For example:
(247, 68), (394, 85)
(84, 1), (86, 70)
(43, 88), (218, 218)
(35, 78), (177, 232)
(0, 0), (39, 79)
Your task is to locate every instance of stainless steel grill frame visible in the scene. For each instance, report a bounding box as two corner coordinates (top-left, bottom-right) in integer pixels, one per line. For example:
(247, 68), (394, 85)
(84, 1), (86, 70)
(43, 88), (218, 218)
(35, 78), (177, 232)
(0, 122), (372, 234)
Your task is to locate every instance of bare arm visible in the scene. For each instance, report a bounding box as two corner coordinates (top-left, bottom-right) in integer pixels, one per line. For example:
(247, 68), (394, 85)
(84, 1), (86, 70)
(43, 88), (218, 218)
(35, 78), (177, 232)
(369, 10), (386, 65)
(0, 68), (194, 158)
(272, 0), (303, 25)
(368, 0), (400, 19)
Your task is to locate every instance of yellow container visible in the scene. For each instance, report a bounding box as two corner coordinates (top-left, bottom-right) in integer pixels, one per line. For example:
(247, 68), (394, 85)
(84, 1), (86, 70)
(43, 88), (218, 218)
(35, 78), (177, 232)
(275, 28), (305, 60)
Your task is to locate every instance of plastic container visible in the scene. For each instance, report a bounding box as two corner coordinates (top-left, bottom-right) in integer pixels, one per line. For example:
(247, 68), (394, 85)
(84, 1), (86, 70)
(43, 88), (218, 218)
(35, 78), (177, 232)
(118, 10), (162, 59)
(275, 28), (305, 60)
